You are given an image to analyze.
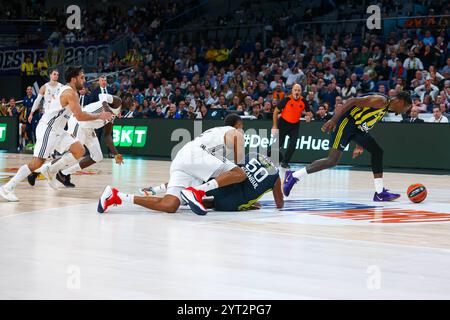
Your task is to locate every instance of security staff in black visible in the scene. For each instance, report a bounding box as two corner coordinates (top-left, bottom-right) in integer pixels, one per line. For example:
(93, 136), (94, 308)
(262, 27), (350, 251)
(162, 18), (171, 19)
(272, 84), (311, 168)
(283, 91), (412, 202)
(204, 153), (284, 211)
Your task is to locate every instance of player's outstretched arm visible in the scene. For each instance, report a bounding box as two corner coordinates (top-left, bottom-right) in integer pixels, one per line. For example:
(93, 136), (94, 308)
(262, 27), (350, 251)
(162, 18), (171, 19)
(103, 122), (123, 165)
(322, 95), (387, 133)
(66, 90), (113, 122)
(272, 177), (284, 209)
(28, 85), (45, 123)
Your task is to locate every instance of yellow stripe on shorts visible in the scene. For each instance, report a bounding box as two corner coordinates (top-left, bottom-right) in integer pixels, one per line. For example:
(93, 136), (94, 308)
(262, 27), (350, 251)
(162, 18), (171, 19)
(238, 189), (272, 211)
(332, 118), (349, 149)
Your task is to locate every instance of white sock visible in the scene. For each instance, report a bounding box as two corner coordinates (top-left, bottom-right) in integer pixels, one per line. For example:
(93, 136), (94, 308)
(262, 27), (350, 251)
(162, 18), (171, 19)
(48, 153), (78, 174)
(293, 167), (308, 180)
(195, 179), (219, 193)
(118, 192), (134, 204)
(61, 163), (81, 176)
(4, 164), (31, 192)
(152, 183), (167, 194)
(374, 178), (384, 194)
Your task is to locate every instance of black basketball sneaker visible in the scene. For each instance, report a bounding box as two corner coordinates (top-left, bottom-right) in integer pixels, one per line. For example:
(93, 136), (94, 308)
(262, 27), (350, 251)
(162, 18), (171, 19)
(56, 171), (76, 188)
(27, 172), (39, 186)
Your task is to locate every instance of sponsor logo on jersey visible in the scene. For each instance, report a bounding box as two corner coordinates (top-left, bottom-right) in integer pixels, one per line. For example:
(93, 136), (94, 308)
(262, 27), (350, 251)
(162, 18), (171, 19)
(358, 123), (370, 132)
(113, 125), (147, 147)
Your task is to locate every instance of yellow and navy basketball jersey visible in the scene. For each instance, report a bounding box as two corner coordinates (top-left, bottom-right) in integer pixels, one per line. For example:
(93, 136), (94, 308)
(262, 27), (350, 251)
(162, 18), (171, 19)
(346, 93), (391, 132)
(207, 153), (279, 211)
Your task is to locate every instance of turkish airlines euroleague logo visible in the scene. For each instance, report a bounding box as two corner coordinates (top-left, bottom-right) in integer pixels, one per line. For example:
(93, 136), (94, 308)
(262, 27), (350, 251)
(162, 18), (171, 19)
(260, 199), (450, 224)
(311, 208), (450, 224)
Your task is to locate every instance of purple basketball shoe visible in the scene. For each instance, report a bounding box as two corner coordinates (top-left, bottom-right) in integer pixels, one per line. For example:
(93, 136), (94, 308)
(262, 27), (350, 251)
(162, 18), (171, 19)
(283, 170), (299, 197)
(373, 188), (401, 202)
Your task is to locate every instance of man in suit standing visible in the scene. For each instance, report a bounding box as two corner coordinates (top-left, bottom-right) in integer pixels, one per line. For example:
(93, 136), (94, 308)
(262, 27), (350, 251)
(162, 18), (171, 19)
(401, 106), (424, 123)
(90, 75), (113, 155)
(79, 86), (90, 107)
(90, 75), (112, 103)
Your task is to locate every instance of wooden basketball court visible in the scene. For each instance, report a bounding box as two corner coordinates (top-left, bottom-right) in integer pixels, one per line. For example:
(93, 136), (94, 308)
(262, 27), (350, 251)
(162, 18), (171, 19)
(1, 153), (449, 299)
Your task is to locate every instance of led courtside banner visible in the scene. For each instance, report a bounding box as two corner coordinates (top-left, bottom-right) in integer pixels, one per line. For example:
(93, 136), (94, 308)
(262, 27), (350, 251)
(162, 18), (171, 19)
(102, 119), (450, 171)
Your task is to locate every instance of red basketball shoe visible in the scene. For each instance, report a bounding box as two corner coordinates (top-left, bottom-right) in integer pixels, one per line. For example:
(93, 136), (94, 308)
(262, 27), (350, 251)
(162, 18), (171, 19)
(180, 187), (207, 215)
(98, 185), (122, 213)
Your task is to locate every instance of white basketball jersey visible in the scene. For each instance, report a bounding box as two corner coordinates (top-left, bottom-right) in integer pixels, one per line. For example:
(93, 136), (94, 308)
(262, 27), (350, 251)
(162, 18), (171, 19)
(191, 126), (235, 156)
(40, 85), (73, 133)
(68, 101), (118, 130)
(43, 82), (63, 112)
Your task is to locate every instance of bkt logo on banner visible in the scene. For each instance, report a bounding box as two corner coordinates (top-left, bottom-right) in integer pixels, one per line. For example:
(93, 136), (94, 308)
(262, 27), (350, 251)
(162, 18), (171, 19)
(0, 124), (6, 142)
(113, 126), (147, 147)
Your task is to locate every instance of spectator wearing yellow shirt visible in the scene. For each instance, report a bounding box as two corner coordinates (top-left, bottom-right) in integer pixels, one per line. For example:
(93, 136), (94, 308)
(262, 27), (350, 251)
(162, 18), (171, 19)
(37, 56), (49, 78)
(215, 43), (230, 66)
(130, 49), (143, 68)
(21, 56), (35, 76)
(205, 45), (218, 63)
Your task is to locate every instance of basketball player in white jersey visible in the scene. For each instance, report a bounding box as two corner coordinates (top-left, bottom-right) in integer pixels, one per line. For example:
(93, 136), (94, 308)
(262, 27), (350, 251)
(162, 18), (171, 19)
(28, 69), (63, 122)
(0, 66), (113, 202)
(98, 114), (247, 215)
(55, 94), (124, 187)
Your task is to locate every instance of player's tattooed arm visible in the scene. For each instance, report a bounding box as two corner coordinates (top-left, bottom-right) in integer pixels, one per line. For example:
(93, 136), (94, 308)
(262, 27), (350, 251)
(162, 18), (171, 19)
(273, 177), (284, 209)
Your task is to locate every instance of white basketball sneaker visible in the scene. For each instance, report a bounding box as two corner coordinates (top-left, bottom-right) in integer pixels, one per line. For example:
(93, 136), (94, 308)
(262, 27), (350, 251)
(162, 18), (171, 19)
(0, 185), (18, 202)
(138, 187), (156, 196)
(40, 163), (60, 190)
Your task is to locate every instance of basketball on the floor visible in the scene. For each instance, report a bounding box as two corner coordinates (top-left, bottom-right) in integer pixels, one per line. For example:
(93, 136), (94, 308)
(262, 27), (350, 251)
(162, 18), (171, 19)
(407, 184), (427, 203)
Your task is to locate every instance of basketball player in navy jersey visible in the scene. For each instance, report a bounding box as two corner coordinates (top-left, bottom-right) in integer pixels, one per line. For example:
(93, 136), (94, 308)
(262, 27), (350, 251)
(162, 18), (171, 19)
(204, 153), (284, 211)
(283, 91), (412, 201)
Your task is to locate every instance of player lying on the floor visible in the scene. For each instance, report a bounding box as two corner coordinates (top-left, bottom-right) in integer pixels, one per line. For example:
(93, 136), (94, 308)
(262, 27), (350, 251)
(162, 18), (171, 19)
(98, 114), (251, 214)
(27, 94), (124, 188)
(99, 152), (284, 214)
(283, 91), (412, 201)
(138, 152), (285, 211)
(204, 154), (283, 211)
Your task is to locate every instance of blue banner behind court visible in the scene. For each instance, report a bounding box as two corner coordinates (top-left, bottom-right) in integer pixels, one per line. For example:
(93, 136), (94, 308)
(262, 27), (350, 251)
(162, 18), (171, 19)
(0, 41), (110, 73)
